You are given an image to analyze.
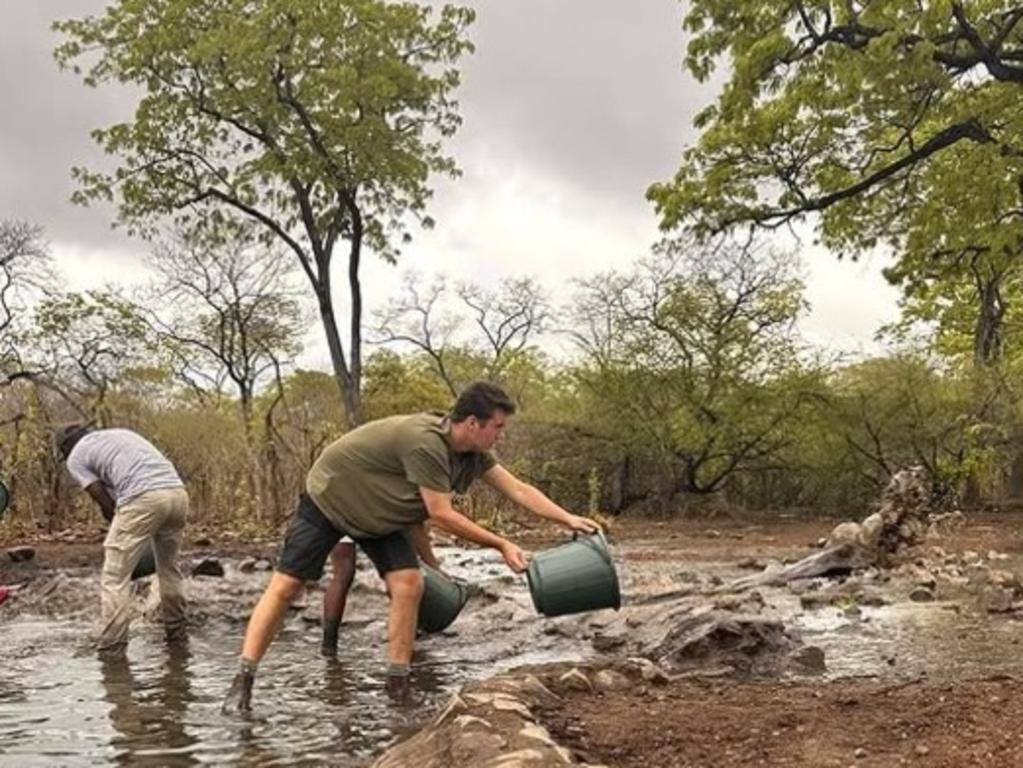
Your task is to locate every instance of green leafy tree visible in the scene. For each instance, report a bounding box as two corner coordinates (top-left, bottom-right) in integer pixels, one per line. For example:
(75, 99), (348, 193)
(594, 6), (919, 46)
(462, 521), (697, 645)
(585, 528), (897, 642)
(651, 2), (1023, 502)
(652, 1), (1023, 244)
(570, 239), (820, 498)
(33, 290), (152, 423)
(55, 0), (475, 426)
(651, 2), (1023, 363)
(829, 354), (998, 496)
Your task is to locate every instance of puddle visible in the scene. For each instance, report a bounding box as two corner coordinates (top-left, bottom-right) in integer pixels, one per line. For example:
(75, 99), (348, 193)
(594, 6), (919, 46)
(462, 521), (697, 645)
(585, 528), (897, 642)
(6, 536), (1023, 765)
(794, 600), (1023, 680)
(0, 546), (593, 767)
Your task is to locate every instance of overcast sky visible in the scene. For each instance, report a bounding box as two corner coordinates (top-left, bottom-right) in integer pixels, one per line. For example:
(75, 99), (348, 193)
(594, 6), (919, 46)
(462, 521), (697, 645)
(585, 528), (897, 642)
(1, 1), (900, 368)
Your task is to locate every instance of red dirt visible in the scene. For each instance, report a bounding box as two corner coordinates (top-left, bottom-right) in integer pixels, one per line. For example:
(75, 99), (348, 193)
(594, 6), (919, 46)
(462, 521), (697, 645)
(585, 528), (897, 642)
(542, 676), (1023, 768)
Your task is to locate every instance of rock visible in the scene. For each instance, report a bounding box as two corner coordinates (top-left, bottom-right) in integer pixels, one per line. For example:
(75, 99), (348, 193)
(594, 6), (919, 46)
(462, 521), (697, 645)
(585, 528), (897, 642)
(558, 669), (592, 692)
(593, 669), (631, 692)
(981, 585), (1014, 613)
(826, 521), (862, 548)
(193, 536), (212, 547)
(966, 563), (990, 586)
(626, 657), (670, 685)
(254, 558), (273, 571)
(899, 564), (936, 589)
(652, 611), (798, 674)
(481, 749), (546, 767)
(909, 586), (935, 603)
(238, 557), (257, 573)
(592, 634), (626, 653)
(192, 557), (225, 577)
(859, 590), (888, 607)
(989, 569), (1021, 594)
(858, 513), (884, 548)
(6, 546), (35, 563)
(915, 744), (930, 756)
(790, 645), (827, 672)
(854, 747), (868, 758)
(713, 590), (765, 612)
(435, 693), (469, 724)
(800, 591), (831, 610)
(988, 550), (1010, 561)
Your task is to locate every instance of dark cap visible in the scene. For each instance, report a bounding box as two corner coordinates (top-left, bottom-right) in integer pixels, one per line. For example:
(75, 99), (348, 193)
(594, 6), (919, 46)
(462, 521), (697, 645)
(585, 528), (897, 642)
(54, 423), (91, 459)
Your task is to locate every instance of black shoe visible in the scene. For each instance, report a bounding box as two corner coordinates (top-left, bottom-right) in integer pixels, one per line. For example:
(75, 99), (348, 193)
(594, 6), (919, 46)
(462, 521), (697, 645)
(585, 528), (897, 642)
(222, 671), (254, 714)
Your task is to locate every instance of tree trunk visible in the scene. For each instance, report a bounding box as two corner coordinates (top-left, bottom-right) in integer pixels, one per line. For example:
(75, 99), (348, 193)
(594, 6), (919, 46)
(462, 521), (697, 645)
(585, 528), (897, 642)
(316, 290), (358, 428)
(973, 272), (1004, 366)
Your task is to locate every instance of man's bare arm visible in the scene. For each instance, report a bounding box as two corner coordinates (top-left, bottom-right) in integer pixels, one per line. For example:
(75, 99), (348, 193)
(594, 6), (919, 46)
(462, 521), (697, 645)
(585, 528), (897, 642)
(85, 482), (116, 523)
(407, 522), (442, 570)
(482, 465), (601, 533)
(419, 486), (527, 572)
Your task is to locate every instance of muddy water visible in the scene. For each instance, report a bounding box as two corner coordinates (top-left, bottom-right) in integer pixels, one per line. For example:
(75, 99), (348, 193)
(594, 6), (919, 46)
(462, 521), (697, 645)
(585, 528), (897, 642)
(794, 599), (1023, 680)
(0, 546), (594, 767)
(6, 534), (1023, 765)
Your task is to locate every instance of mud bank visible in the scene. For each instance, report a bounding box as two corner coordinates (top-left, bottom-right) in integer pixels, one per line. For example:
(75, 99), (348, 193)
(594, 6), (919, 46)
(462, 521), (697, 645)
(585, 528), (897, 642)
(4, 513), (1023, 766)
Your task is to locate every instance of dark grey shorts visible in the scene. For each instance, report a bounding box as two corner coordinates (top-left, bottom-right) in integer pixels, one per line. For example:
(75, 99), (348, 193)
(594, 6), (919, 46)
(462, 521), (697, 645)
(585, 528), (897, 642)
(276, 494), (419, 581)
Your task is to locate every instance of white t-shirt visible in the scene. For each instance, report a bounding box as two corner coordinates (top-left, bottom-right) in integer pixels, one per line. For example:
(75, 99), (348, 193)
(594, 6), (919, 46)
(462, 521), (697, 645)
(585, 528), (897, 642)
(66, 428), (183, 506)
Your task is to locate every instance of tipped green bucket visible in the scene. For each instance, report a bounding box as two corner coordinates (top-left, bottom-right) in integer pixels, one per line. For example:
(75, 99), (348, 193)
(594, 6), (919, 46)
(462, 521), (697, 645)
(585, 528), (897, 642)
(131, 544), (157, 581)
(527, 532), (621, 618)
(418, 564), (469, 633)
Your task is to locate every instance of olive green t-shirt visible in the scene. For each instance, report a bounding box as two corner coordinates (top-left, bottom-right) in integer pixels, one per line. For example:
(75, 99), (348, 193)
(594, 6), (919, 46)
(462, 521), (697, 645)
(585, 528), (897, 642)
(306, 411), (498, 537)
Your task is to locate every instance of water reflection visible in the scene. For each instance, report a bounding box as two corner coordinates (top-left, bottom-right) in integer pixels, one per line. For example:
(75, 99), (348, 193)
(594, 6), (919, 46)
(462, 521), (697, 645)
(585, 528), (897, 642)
(99, 646), (197, 767)
(3, 546), (592, 766)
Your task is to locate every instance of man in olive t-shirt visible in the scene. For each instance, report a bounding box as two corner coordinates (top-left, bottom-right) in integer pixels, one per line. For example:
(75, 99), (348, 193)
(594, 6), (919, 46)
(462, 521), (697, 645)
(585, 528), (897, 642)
(223, 381), (601, 713)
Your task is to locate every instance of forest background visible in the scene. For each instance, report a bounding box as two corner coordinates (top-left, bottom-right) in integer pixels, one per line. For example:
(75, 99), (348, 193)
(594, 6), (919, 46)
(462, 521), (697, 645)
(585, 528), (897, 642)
(4, 0), (1022, 539)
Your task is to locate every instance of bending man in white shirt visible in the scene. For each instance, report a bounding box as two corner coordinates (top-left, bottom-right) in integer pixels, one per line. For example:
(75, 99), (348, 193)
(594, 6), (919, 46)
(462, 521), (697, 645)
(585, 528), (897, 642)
(56, 424), (189, 653)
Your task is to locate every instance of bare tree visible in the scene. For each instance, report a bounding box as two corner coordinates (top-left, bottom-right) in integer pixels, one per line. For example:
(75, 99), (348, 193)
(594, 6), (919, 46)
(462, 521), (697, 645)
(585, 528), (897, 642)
(372, 272), (552, 392)
(372, 273), (461, 396)
(143, 231), (306, 429)
(0, 220), (53, 377)
(458, 277), (552, 379)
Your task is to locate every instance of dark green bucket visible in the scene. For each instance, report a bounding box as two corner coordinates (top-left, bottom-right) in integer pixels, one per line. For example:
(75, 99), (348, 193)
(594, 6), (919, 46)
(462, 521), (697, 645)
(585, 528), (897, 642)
(417, 564), (469, 633)
(0, 480), (8, 518)
(131, 544), (157, 581)
(527, 532), (621, 618)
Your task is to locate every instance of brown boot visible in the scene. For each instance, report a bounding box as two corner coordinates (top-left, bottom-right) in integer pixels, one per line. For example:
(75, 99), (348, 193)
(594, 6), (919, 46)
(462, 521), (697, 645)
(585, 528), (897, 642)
(221, 671), (254, 714)
(385, 672), (410, 704)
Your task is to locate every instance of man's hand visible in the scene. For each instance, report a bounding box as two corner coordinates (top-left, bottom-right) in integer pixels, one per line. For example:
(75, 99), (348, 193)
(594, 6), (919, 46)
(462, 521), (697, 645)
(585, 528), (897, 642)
(565, 514), (602, 534)
(498, 540), (528, 573)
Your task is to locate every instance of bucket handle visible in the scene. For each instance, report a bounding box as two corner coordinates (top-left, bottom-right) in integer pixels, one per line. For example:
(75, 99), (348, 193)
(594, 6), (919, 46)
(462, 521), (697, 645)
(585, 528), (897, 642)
(571, 530), (613, 566)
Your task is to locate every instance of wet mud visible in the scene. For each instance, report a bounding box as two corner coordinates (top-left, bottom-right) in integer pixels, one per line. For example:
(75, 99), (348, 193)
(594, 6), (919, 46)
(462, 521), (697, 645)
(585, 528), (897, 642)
(4, 514), (1023, 766)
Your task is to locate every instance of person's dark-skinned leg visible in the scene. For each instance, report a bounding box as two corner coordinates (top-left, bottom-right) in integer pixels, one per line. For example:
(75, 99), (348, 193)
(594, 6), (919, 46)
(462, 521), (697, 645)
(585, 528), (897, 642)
(321, 540), (356, 656)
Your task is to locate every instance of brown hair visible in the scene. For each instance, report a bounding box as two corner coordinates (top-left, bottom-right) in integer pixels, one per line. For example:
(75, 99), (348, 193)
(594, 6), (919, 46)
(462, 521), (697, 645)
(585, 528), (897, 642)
(451, 381), (516, 423)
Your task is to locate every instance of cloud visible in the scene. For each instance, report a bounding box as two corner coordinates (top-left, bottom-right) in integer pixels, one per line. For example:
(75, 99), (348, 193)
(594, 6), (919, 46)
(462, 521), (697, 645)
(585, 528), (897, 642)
(3, 0), (900, 367)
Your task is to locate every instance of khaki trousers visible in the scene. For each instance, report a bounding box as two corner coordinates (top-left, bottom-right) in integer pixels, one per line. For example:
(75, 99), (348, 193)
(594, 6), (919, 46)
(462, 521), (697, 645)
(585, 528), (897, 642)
(98, 487), (189, 650)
